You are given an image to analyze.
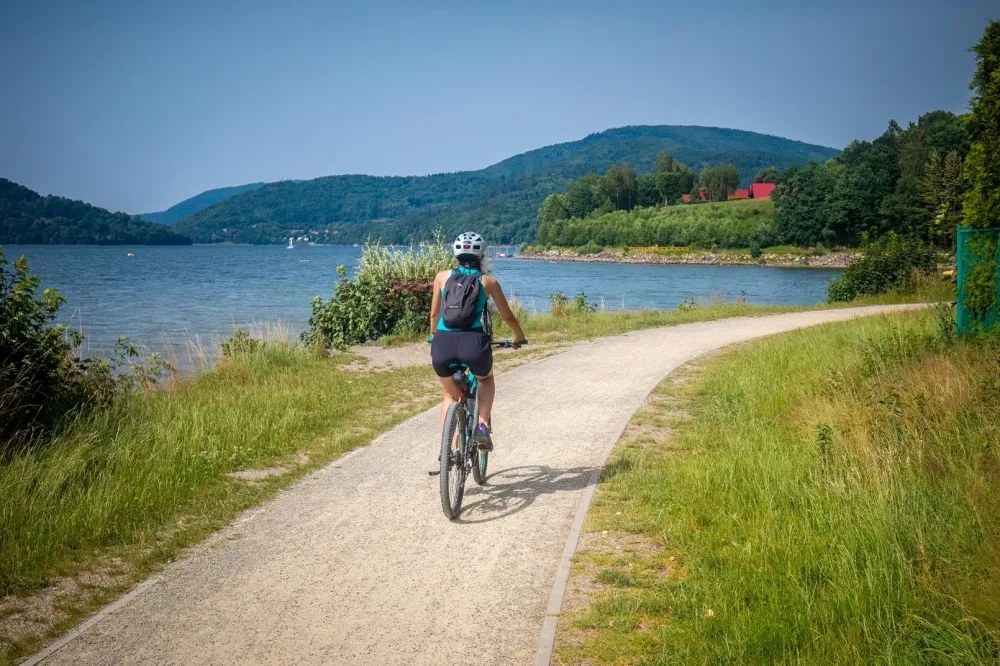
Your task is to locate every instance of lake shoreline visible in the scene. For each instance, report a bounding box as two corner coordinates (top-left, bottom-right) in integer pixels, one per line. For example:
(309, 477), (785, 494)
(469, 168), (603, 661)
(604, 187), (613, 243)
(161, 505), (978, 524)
(515, 248), (860, 268)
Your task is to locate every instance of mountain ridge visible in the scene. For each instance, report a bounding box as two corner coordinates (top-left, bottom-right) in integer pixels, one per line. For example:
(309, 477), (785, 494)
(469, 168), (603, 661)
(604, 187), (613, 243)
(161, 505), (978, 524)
(174, 125), (839, 244)
(141, 182), (268, 225)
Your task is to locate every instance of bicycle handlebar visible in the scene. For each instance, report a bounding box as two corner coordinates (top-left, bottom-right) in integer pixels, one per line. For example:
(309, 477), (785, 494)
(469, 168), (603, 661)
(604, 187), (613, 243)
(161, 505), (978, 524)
(492, 339), (528, 349)
(426, 336), (528, 349)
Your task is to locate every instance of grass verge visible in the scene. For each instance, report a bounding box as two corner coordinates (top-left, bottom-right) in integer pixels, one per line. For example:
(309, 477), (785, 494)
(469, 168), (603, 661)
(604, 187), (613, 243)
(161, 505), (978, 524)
(555, 311), (999, 664)
(0, 343), (439, 664)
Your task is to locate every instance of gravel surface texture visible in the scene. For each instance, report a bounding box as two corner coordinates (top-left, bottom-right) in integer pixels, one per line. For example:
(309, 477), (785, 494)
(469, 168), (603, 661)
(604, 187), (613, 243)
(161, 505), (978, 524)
(28, 305), (920, 666)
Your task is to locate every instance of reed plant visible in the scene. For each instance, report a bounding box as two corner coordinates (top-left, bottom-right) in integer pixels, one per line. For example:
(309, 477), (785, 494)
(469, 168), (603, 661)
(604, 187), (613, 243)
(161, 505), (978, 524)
(306, 239), (454, 349)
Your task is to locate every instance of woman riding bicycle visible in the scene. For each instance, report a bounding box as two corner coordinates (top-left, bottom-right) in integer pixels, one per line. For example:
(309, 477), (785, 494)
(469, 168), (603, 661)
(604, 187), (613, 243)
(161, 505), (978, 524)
(429, 232), (527, 451)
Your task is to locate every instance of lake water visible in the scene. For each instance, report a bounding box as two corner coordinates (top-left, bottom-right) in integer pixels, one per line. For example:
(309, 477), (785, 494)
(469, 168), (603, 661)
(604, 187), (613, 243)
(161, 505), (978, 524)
(5, 245), (841, 356)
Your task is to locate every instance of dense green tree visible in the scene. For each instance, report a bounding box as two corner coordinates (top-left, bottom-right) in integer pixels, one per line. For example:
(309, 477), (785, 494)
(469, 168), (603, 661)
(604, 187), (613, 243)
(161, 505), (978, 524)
(921, 150), (964, 247)
(563, 174), (609, 218)
(774, 163), (837, 245)
(773, 109), (969, 247)
(652, 150), (697, 205)
(699, 164), (740, 202)
(603, 164), (637, 211)
(753, 166), (780, 183)
(636, 174), (660, 208)
(963, 19), (1000, 228)
(655, 151), (680, 174)
(538, 193), (570, 224)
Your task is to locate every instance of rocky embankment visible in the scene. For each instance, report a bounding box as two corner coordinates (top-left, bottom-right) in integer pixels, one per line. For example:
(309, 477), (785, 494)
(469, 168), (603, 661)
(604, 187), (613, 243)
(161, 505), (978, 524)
(517, 248), (861, 268)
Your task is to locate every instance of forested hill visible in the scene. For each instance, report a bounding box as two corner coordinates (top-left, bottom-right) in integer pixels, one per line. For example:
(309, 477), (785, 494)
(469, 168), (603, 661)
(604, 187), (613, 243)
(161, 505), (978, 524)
(0, 178), (192, 245)
(175, 125), (840, 244)
(140, 182), (266, 225)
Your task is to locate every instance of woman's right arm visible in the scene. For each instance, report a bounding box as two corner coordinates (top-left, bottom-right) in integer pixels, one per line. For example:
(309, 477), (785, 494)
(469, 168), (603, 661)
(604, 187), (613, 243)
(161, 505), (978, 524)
(483, 276), (526, 343)
(429, 271), (445, 336)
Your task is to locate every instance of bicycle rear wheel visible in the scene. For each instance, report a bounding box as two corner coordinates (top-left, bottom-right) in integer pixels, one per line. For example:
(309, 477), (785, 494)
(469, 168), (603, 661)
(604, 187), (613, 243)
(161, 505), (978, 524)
(472, 447), (489, 486)
(439, 401), (467, 519)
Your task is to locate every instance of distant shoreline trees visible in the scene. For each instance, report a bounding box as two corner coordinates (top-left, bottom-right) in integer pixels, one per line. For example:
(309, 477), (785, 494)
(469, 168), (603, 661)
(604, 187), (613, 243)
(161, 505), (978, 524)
(773, 110), (969, 249)
(535, 106), (974, 254)
(538, 152), (753, 228)
(1, 178), (192, 245)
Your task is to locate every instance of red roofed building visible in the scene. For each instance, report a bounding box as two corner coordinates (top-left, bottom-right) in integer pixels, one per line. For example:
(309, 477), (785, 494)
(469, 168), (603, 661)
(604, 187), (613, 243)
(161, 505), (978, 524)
(748, 182), (776, 199)
(681, 187), (708, 203)
(730, 188), (750, 200)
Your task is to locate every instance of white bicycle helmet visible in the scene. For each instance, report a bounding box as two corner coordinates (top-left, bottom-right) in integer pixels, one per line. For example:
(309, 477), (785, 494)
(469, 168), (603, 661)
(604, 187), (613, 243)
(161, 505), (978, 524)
(453, 231), (486, 259)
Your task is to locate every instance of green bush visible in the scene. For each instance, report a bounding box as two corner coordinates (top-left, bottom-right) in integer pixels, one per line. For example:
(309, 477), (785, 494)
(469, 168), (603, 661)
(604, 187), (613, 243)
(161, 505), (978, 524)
(220, 328), (261, 358)
(550, 291), (597, 316)
(305, 240), (454, 349)
(0, 250), (140, 450)
(575, 240), (604, 255)
(828, 234), (938, 302)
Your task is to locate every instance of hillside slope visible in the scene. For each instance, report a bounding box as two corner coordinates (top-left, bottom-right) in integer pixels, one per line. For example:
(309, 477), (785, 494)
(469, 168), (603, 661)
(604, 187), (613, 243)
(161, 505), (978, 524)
(140, 182), (266, 225)
(0, 178), (192, 245)
(176, 125), (839, 244)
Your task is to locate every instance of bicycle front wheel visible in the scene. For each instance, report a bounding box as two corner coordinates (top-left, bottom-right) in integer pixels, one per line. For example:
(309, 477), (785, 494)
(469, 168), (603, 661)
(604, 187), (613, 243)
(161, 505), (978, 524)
(439, 401), (467, 519)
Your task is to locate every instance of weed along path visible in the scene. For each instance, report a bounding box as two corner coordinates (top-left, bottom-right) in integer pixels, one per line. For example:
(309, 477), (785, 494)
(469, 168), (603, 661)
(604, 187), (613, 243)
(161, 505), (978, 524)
(29, 305), (921, 666)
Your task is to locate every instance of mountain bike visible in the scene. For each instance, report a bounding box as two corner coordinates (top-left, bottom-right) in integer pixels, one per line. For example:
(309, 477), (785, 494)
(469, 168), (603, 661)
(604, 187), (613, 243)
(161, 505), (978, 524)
(438, 339), (522, 520)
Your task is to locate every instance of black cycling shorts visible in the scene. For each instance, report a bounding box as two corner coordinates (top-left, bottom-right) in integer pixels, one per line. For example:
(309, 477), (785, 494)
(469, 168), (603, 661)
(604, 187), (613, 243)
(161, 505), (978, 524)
(431, 330), (493, 378)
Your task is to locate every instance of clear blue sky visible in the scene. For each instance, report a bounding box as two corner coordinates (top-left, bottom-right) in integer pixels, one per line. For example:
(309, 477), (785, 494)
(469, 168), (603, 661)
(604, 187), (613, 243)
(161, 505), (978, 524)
(0, 0), (995, 213)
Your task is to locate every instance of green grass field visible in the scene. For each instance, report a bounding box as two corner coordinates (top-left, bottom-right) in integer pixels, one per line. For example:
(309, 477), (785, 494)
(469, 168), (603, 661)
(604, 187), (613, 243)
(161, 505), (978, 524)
(555, 311), (999, 664)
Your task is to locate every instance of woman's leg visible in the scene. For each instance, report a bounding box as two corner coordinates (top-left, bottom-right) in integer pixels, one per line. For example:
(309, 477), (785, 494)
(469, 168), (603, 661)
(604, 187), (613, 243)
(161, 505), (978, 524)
(438, 376), (462, 427)
(476, 373), (495, 427)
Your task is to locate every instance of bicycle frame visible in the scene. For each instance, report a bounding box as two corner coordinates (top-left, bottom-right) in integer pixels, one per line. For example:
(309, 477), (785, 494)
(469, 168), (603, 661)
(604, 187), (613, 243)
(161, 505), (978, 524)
(450, 366), (479, 468)
(438, 339), (521, 518)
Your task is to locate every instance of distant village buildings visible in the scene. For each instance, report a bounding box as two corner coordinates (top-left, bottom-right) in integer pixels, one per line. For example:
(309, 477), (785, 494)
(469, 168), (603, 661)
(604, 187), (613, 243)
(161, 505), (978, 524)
(681, 181), (775, 203)
(729, 182), (776, 200)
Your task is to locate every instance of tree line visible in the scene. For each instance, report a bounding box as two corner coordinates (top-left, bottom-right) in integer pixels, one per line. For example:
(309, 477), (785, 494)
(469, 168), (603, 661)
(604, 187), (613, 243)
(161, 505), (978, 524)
(1, 179), (192, 245)
(537, 155), (778, 227)
(773, 110), (970, 248)
(537, 106), (981, 253)
(766, 18), (998, 252)
(537, 20), (1000, 257)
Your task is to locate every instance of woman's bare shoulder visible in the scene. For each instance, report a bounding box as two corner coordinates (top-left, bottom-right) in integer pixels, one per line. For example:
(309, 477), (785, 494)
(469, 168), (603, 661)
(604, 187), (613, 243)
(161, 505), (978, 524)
(481, 274), (500, 288)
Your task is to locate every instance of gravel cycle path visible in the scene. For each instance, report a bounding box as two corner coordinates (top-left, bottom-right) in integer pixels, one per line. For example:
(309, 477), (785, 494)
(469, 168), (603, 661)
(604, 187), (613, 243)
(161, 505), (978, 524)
(28, 305), (920, 665)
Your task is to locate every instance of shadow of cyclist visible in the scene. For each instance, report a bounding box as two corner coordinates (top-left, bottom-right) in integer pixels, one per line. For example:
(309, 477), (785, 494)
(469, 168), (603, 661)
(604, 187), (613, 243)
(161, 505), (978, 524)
(454, 465), (602, 524)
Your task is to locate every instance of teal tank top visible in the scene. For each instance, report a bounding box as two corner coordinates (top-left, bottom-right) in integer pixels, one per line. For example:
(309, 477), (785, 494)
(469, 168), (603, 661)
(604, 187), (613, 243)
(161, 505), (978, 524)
(436, 266), (487, 332)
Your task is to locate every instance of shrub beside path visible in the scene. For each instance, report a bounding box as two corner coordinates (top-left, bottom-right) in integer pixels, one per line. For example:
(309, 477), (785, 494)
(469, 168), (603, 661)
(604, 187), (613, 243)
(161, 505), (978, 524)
(28, 305), (922, 666)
